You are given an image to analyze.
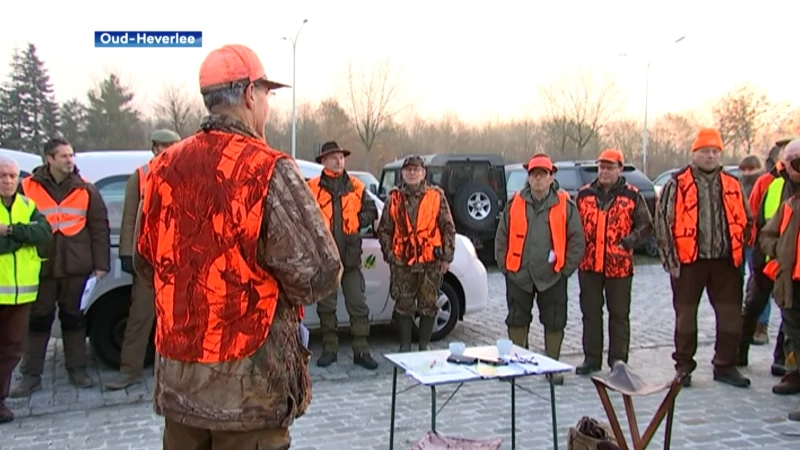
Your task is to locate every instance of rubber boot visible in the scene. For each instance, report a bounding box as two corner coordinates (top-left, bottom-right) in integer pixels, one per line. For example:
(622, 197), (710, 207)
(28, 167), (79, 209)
(507, 326), (528, 348)
(544, 329), (565, 386)
(9, 332), (50, 397)
(396, 315), (413, 352)
(63, 330), (94, 388)
(317, 313), (338, 367)
(418, 316), (435, 351)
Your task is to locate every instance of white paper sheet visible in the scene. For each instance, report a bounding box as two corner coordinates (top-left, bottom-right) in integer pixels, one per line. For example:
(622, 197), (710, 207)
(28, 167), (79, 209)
(79, 276), (97, 312)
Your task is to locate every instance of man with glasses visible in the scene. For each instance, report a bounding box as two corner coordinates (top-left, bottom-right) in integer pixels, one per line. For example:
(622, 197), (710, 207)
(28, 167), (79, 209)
(104, 128), (181, 391)
(377, 155), (456, 352)
(739, 140), (800, 395)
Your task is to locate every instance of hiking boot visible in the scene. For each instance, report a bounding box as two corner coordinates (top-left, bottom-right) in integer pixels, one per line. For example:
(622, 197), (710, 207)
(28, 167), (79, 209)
(0, 402), (13, 424)
(772, 372), (800, 395)
(9, 375), (41, 398)
(68, 369), (94, 389)
(713, 368), (750, 388)
(575, 361), (601, 376)
(316, 351), (337, 368)
(789, 409), (800, 422)
(752, 324), (769, 345)
(354, 353), (378, 370)
(103, 373), (142, 391)
(772, 359), (787, 377)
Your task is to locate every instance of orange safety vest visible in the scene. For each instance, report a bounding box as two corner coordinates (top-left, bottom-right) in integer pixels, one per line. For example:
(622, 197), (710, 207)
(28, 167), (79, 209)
(577, 184), (638, 278)
(307, 174), (365, 235)
(138, 130), (297, 364)
(505, 190), (570, 273)
(762, 203), (800, 281)
(20, 177), (89, 236)
(673, 167), (747, 268)
(137, 163), (149, 197)
(389, 188), (443, 265)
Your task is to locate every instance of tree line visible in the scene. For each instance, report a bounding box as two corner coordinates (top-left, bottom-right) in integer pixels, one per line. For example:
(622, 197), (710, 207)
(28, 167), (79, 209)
(2, 43), (798, 177)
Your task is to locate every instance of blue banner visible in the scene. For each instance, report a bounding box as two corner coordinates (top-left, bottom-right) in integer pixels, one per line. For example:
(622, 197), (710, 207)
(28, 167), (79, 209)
(95, 31), (202, 48)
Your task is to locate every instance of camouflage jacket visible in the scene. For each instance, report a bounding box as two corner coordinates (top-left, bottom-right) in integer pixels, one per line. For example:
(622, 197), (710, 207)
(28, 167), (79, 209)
(376, 181), (456, 271)
(133, 114), (342, 432)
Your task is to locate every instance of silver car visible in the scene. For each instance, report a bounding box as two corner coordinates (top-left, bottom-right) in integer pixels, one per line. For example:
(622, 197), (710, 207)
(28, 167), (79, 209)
(1, 148), (489, 369)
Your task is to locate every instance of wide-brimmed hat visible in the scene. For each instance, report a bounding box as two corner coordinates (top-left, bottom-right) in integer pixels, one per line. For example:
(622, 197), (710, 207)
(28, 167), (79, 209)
(315, 141), (351, 163)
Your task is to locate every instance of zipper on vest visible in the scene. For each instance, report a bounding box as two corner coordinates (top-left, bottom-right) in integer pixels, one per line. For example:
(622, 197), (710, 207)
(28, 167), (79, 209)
(9, 206), (19, 305)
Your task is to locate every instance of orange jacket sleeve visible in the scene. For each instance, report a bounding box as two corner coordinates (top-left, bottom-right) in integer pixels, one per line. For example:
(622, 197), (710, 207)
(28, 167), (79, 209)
(747, 173), (774, 246)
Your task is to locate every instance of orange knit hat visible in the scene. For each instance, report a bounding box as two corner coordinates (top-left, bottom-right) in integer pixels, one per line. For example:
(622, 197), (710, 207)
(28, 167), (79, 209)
(691, 128), (723, 152)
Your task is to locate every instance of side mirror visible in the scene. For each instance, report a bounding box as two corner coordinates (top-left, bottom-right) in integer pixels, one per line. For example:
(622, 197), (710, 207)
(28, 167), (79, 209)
(369, 185), (378, 195)
(378, 187), (386, 201)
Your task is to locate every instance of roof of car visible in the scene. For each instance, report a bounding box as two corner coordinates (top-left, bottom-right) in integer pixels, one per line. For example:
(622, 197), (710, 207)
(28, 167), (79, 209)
(383, 153), (505, 170)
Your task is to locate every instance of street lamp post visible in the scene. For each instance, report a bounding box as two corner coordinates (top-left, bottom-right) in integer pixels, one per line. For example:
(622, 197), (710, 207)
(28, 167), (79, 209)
(282, 19), (308, 159)
(622, 36), (685, 175)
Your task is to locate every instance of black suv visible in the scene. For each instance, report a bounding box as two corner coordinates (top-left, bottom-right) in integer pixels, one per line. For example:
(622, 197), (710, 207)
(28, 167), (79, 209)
(505, 160), (659, 256)
(378, 154), (507, 251)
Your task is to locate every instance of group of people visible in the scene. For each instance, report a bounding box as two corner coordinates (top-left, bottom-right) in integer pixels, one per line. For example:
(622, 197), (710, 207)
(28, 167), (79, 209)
(492, 127), (799, 420)
(1, 39), (799, 448)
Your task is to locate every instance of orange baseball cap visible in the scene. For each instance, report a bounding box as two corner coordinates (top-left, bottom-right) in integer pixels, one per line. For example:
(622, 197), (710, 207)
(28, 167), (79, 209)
(691, 128), (723, 152)
(524, 154), (556, 173)
(199, 44), (289, 94)
(596, 148), (624, 166)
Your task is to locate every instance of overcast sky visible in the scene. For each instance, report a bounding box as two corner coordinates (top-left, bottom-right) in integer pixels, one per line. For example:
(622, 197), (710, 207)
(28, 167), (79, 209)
(1, 0), (796, 124)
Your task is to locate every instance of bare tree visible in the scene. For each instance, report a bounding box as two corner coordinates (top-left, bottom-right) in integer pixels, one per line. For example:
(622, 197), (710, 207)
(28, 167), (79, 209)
(153, 83), (204, 137)
(711, 83), (776, 155)
(537, 69), (624, 159)
(342, 56), (410, 167)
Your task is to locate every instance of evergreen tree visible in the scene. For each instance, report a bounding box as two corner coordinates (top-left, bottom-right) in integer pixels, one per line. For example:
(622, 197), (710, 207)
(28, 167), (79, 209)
(0, 48), (28, 151)
(59, 99), (88, 150)
(21, 43), (61, 152)
(84, 73), (147, 149)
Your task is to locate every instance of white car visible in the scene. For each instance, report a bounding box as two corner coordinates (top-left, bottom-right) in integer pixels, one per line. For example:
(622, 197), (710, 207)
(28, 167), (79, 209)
(1, 148), (489, 369)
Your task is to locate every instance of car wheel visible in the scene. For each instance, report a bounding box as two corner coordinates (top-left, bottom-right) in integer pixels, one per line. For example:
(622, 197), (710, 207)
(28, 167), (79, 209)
(412, 279), (461, 342)
(88, 293), (156, 370)
(452, 182), (500, 232)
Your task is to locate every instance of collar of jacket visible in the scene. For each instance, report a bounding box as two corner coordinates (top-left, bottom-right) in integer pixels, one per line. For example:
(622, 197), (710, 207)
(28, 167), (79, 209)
(199, 114), (261, 140)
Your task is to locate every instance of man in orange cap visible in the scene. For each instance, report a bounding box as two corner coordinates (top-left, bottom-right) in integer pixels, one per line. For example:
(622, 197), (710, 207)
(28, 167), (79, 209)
(574, 149), (653, 376)
(655, 128), (752, 388)
(134, 44), (342, 449)
(495, 153), (585, 385)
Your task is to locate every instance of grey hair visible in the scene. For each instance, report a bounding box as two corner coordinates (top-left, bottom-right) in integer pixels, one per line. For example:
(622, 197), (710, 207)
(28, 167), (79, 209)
(0, 155), (20, 174)
(202, 84), (246, 112)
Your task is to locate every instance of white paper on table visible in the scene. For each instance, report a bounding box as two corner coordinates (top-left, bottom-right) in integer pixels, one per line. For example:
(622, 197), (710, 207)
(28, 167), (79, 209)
(79, 276), (97, 312)
(548, 249), (556, 263)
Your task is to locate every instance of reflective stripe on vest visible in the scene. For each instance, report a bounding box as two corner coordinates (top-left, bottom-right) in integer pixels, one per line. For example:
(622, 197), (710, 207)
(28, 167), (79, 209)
(389, 188), (443, 265)
(20, 177), (89, 236)
(576, 184), (638, 278)
(672, 168), (747, 267)
(505, 190), (569, 273)
(138, 130), (291, 364)
(762, 177), (786, 263)
(0, 194), (42, 305)
(308, 174), (365, 235)
(137, 163), (150, 197)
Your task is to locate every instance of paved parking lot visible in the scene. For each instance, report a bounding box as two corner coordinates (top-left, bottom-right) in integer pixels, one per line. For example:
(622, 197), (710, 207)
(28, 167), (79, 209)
(3, 259), (799, 449)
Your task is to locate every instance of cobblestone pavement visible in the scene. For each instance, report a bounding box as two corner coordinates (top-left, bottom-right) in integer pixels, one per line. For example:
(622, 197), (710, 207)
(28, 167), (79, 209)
(2, 344), (799, 450)
(4, 259), (798, 448)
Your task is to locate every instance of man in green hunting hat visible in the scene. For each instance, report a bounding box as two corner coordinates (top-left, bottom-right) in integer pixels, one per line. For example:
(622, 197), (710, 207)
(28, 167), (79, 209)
(104, 128), (181, 390)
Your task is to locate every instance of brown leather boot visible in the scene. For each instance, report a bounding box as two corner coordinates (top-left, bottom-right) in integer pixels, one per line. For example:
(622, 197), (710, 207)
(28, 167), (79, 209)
(772, 371), (800, 395)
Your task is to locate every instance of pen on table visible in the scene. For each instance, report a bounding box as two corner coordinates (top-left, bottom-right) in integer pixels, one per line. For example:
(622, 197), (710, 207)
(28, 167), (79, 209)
(430, 359), (437, 368)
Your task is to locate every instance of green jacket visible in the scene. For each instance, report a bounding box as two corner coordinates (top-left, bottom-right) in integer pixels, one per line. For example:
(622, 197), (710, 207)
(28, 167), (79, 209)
(494, 183), (586, 293)
(0, 193), (53, 304)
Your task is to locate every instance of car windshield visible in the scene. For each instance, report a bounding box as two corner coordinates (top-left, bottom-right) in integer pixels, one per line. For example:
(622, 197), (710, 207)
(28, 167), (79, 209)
(506, 168), (527, 193)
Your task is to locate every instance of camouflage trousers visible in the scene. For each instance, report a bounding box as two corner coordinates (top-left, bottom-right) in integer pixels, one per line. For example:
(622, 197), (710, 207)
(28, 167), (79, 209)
(317, 269), (370, 353)
(391, 267), (442, 318)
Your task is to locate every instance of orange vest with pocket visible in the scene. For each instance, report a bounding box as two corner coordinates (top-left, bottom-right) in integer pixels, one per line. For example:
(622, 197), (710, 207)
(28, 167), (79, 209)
(673, 167), (747, 268)
(505, 190), (569, 273)
(389, 188), (443, 265)
(20, 177), (89, 236)
(576, 184), (638, 278)
(307, 174), (365, 235)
